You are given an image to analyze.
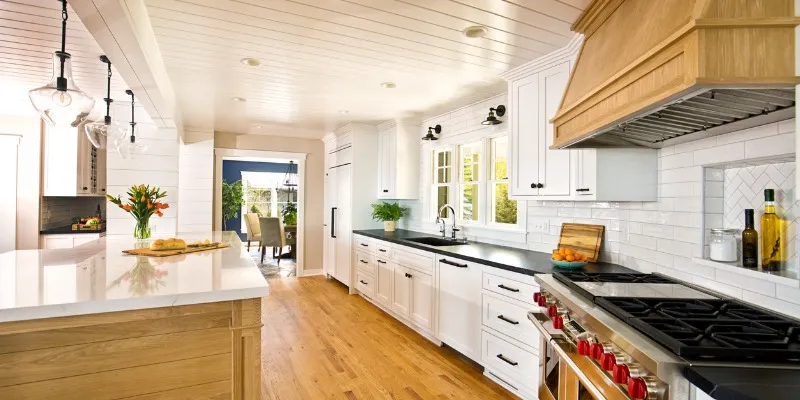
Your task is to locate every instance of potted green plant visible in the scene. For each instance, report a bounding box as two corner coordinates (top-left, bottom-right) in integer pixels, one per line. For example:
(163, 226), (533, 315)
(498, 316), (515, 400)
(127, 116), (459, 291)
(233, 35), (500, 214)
(221, 179), (244, 230)
(281, 203), (297, 226)
(371, 202), (407, 232)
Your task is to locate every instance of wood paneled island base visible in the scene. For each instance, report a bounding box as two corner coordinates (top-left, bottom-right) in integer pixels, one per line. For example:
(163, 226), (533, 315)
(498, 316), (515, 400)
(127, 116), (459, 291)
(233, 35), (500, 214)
(0, 298), (262, 400)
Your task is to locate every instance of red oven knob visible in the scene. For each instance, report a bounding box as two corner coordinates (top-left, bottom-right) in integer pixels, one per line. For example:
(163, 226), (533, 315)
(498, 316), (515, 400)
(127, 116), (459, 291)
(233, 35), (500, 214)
(613, 364), (631, 384)
(627, 377), (648, 399)
(590, 343), (605, 360)
(547, 305), (558, 317)
(537, 295), (547, 307)
(552, 315), (564, 329)
(600, 352), (616, 371)
(534, 292), (541, 302)
(576, 340), (591, 356)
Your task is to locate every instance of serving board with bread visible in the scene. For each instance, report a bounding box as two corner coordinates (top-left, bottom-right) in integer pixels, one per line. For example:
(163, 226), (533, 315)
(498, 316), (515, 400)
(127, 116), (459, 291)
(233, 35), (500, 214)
(122, 238), (231, 257)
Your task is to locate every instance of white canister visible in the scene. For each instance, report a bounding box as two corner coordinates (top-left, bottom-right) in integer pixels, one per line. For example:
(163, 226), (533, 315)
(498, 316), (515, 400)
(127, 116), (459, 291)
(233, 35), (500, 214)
(709, 229), (738, 262)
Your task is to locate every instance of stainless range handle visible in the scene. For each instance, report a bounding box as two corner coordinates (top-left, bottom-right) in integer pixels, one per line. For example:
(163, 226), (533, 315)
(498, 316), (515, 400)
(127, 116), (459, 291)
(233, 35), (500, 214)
(527, 311), (564, 340)
(547, 338), (609, 400)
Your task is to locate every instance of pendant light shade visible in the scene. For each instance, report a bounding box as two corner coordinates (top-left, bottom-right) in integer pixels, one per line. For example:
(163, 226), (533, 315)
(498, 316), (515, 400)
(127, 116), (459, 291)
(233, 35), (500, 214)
(282, 161), (298, 191)
(84, 56), (125, 149)
(115, 90), (147, 159)
(28, 0), (95, 127)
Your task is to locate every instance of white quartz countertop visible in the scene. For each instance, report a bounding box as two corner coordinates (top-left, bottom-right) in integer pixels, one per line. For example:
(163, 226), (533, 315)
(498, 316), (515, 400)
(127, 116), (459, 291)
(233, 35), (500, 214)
(0, 232), (269, 323)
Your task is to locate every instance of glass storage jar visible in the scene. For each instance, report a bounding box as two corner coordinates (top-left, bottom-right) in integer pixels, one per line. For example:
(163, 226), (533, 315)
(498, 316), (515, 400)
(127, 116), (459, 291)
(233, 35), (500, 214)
(709, 228), (738, 262)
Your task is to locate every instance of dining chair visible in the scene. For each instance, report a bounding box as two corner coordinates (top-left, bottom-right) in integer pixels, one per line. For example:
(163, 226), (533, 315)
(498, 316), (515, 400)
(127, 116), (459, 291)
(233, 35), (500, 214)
(258, 217), (296, 265)
(243, 213), (261, 251)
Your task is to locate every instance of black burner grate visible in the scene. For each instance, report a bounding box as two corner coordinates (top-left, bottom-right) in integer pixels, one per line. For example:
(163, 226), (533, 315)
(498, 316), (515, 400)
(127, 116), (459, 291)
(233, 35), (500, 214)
(596, 297), (800, 362)
(555, 272), (678, 284)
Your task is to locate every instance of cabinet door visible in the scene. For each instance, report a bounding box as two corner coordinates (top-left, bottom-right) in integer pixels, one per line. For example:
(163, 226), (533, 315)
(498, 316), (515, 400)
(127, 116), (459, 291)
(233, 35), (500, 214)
(538, 61), (572, 196)
(377, 129), (396, 198)
(392, 265), (411, 318)
(376, 258), (393, 306)
(334, 165), (352, 285)
(409, 271), (434, 332)
(576, 149), (597, 197)
(437, 256), (483, 362)
(510, 73), (540, 196)
(41, 236), (74, 249)
(96, 147), (107, 195)
(323, 169), (335, 277)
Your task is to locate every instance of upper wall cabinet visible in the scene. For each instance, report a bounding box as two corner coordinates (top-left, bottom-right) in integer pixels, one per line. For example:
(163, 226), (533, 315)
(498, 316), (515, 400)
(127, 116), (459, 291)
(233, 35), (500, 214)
(377, 119), (421, 200)
(501, 35), (657, 202)
(43, 124), (106, 197)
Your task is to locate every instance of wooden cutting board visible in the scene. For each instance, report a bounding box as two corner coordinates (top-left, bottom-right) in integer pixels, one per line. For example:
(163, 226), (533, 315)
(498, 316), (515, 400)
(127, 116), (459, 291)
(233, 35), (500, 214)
(122, 243), (231, 257)
(558, 223), (604, 262)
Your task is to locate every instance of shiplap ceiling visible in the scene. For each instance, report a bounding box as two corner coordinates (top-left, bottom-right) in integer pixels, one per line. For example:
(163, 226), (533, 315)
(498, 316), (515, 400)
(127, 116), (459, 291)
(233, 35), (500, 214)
(142, 0), (589, 136)
(0, 0), (134, 122)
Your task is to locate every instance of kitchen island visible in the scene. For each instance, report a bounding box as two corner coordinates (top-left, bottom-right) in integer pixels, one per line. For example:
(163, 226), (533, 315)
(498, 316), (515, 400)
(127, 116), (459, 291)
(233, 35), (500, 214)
(0, 232), (268, 400)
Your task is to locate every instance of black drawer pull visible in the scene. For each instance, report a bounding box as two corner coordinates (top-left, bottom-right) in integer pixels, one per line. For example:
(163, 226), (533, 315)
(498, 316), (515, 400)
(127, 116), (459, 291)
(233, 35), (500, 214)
(497, 284), (519, 293)
(497, 315), (519, 325)
(360, 243), (369, 247)
(576, 188), (590, 192)
(359, 280), (368, 285)
(379, 249), (387, 252)
(383, 189), (389, 193)
(359, 260), (368, 264)
(377, 260), (386, 264)
(405, 272), (413, 278)
(440, 259), (468, 268)
(496, 354), (518, 366)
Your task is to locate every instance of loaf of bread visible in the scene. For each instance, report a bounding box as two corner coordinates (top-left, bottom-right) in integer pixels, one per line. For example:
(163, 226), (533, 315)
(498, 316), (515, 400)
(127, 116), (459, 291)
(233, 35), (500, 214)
(150, 238), (187, 251)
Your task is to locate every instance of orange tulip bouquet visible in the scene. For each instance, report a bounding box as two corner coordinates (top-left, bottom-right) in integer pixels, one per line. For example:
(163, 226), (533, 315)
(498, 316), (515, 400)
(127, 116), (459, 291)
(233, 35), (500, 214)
(106, 184), (169, 239)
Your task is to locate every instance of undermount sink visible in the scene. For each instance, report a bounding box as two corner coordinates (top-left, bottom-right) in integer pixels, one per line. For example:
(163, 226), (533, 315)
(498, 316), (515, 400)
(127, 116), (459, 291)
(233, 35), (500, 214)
(404, 237), (468, 247)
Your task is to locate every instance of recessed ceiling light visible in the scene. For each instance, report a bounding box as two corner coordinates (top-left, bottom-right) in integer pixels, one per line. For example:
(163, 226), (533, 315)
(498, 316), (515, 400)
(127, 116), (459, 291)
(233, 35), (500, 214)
(254, 124), (262, 129)
(462, 25), (488, 38)
(231, 97), (246, 102)
(380, 82), (396, 89)
(240, 57), (261, 67)
(339, 110), (349, 115)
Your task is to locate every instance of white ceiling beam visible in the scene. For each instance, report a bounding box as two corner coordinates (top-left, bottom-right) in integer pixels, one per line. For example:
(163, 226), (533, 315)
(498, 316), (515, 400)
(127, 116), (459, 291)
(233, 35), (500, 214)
(69, 0), (186, 133)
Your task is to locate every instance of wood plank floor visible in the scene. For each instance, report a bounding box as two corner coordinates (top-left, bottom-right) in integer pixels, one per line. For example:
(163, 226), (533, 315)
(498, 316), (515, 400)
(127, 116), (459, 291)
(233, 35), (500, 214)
(260, 276), (518, 399)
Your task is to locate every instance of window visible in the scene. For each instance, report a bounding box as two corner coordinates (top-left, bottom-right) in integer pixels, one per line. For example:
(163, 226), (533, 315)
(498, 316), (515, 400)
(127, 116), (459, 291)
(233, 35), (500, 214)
(431, 134), (521, 230)
(459, 141), (481, 222)
(433, 149), (452, 218)
(490, 137), (517, 225)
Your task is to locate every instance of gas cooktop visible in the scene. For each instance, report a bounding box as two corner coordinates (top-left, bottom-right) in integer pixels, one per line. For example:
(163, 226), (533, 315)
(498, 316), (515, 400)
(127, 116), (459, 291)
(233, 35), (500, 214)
(553, 272), (716, 301)
(596, 297), (800, 362)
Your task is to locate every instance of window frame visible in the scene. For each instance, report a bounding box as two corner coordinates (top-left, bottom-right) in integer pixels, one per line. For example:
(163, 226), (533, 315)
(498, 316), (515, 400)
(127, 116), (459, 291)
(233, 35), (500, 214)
(431, 146), (455, 221)
(487, 135), (518, 228)
(456, 140), (484, 226)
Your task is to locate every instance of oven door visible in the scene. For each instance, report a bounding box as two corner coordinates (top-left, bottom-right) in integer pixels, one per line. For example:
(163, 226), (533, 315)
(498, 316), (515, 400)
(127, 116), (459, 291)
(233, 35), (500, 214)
(529, 312), (631, 400)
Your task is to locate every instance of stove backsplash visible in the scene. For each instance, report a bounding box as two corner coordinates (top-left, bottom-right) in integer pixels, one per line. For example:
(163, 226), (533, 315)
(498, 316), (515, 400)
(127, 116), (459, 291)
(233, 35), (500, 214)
(41, 196), (106, 230)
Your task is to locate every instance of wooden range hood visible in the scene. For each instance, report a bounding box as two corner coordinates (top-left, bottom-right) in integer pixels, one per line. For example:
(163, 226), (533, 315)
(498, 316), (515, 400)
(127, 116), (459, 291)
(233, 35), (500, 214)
(552, 0), (799, 149)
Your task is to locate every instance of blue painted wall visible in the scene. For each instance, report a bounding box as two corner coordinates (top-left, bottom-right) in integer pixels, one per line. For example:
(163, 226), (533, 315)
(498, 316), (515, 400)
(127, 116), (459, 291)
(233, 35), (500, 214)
(222, 160), (291, 239)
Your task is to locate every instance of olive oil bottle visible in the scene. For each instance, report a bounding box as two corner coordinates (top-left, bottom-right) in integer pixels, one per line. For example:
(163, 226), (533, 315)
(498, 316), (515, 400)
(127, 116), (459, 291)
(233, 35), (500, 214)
(742, 209), (758, 269)
(760, 189), (785, 271)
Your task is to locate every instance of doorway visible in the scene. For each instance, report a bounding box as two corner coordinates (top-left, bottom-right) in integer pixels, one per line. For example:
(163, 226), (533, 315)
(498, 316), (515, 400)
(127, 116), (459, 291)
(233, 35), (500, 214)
(214, 149), (306, 278)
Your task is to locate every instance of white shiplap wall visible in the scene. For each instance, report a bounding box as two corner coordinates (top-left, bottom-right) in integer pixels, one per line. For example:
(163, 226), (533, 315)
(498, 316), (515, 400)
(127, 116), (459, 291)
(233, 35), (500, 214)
(401, 93), (800, 319)
(177, 129), (214, 233)
(106, 103), (179, 236)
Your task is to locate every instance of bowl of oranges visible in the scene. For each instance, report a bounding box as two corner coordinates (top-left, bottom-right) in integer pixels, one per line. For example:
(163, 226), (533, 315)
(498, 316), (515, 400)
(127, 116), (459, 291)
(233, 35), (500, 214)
(551, 247), (589, 269)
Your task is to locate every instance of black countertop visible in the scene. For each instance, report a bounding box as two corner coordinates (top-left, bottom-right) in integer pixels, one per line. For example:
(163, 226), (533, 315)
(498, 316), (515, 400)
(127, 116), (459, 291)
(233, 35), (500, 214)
(353, 229), (635, 276)
(40, 225), (106, 235)
(685, 366), (800, 400)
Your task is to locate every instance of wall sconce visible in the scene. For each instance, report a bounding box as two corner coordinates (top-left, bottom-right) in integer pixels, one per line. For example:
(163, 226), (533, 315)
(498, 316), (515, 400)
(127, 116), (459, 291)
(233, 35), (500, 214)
(482, 105), (506, 125)
(422, 124), (442, 141)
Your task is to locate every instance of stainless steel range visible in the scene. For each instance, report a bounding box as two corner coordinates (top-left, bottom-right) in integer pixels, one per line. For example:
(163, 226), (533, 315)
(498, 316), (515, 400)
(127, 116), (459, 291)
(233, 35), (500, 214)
(529, 272), (800, 400)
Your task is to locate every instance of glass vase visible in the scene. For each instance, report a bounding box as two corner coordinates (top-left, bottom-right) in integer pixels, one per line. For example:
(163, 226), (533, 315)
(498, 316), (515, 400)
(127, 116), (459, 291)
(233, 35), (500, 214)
(133, 218), (151, 240)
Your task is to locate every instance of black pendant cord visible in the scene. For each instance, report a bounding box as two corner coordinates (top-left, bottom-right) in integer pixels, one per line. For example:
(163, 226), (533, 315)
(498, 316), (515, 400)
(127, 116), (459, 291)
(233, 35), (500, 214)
(101, 55), (113, 124)
(56, 0), (68, 91)
(126, 89), (137, 143)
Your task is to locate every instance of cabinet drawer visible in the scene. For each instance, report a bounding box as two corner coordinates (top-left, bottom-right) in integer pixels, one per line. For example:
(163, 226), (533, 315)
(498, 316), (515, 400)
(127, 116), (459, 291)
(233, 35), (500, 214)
(354, 237), (374, 253)
(483, 273), (538, 305)
(481, 330), (539, 392)
(356, 272), (375, 299)
(394, 248), (433, 274)
(482, 293), (539, 349)
(375, 242), (392, 257)
(355, 251), (374, 276)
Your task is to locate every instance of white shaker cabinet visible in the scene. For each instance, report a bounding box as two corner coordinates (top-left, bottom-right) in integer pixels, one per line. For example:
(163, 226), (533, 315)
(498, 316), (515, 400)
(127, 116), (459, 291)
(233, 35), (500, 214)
(43, 124), (106, 197)
(392, 264), (411, 318)
(572, 148), (657, 201)
(409, 270), (434, 332)
(377, 119), (421, 200)
(437, 255), (483, 363)
(376, 257), (393, 307)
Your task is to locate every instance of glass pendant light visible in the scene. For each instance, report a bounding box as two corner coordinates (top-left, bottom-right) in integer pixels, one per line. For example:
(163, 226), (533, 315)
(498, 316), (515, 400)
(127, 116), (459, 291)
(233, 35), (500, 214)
(115, 90), (148, 159)
(28, 0), (95, 127)
(84, 56), (125, 149)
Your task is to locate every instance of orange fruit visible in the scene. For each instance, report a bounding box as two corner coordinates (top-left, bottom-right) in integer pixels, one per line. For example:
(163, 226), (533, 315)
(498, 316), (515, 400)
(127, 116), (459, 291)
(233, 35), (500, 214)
(573, 252), (582, 259)
(553, 254), (564, 261)
(564, 248), (575, 256)
(565, 255), (576, 262)
(558, 248), (567, 256)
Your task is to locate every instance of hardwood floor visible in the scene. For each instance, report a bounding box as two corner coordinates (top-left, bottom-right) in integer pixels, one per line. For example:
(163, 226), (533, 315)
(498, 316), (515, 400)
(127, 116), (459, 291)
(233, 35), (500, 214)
(260, 276), (518, 399)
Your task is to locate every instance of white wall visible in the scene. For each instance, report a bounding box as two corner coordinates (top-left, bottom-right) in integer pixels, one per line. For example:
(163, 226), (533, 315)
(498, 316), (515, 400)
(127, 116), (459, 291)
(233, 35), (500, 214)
(401, 92), (800, 319)
(0, 115), (41, 250)
(177, 129), (214, 233)
(106, 103), (179, 236)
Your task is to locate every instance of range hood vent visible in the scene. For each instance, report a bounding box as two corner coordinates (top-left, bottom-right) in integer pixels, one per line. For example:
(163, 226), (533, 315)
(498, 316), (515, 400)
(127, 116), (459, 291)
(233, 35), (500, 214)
(552, 0), (800, 149)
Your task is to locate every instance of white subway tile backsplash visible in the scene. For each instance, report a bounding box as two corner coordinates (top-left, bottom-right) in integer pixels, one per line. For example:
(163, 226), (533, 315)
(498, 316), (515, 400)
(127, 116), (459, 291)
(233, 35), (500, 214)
(716, 123), (779, 146)
(558, 207), (592, 218)
(670, 258), (715, 279)
(694, 142), (745, 166)
(716, 269), (776, 296)
(673, 227), (702, 243)
(629, 234), (658, 250)
(641, 224), (673, 239)
(745, 133), (795, 159)
(661, 152), (694, 170)
(661, 166), (703, 183)
(741, 290), (800, 319)
(692, 276), (743, 298)
(591, 208), (627, 220)
(657, 238), (697, 257)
